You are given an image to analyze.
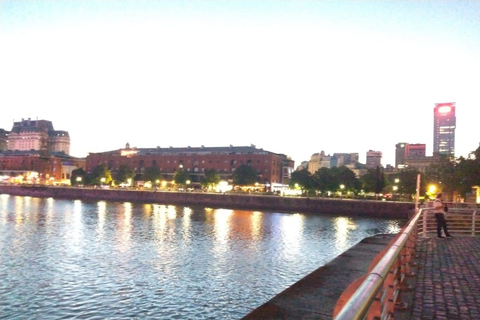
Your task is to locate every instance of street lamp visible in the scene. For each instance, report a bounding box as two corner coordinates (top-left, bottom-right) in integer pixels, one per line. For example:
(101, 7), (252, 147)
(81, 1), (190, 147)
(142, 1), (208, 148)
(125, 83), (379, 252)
(340, 184), (345, 199)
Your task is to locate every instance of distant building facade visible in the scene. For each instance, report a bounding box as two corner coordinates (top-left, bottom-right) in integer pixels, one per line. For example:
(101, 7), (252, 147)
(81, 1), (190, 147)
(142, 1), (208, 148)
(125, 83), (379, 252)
(0, 150), (85, 184)
(308, 151), (339, 174)
(395, 143), (427, 168)
(333, 153), (359, 167)
(366, 150), (382, 168)
(433, 102), (456, 158)
(404, 155), (439, 174)
(296, 161), (309, 171)
(86, 145), (295, 186)
(0, 129), (8, 151)
(7, 118), (70, 155)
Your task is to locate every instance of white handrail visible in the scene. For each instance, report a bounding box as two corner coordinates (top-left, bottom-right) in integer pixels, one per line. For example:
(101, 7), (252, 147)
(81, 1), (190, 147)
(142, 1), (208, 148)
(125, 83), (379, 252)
(473, 210), (477, 236)
(333, 208), (422, 320)
(421, 207), (478, 237)
(335, 205), (478, 320)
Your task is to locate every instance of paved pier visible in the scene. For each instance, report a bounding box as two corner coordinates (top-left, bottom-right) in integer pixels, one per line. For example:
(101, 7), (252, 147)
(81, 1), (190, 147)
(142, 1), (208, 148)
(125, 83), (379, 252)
(243, 234), (480, 320)
(399, 236), (480, 320)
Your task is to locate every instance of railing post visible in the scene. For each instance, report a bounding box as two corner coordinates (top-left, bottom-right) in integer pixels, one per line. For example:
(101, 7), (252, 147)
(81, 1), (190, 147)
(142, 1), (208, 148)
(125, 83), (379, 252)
(472, 210), (477, 237)
(414, 174), (421, 215)
(422, 209), (428, 238)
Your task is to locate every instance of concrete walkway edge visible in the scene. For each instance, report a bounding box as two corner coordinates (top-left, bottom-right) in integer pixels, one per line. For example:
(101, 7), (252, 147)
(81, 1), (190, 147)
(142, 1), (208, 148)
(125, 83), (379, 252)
(242, 234), (396, 320)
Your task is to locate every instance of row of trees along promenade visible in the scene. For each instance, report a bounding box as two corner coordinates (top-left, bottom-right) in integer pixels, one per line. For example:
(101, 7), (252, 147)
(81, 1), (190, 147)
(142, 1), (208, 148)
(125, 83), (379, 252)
(69, 146), (480, 202)
(290, 146), (480, 202)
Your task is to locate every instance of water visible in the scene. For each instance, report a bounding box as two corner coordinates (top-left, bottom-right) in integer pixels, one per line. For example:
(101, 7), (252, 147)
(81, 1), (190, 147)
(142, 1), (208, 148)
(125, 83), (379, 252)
(0, 194), (404, 319)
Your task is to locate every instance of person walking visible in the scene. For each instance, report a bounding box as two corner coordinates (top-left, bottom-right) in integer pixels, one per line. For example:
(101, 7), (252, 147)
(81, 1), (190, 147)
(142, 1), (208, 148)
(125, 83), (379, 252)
(433, 193), (452, 239)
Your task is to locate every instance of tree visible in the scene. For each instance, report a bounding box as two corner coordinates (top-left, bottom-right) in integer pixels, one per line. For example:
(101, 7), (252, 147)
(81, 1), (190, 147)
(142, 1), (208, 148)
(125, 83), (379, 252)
(173, 168), (191, 187)
(360, 169), (379, 193)
(114, 165), (135, 185)
(232, 164), (258, 186)
(331, 166), (360, 193)
(89, 164), (112, 185)
(143, 166), (162, 185)
(201, 169), (220, 190)
(397, 168), (423, 196)
(289, 168), (314, 192)
(313, 167), (337, 194)
(454, 155), (480, 198)
(425, 155), (456, 199)
(70, 168), (86, 186)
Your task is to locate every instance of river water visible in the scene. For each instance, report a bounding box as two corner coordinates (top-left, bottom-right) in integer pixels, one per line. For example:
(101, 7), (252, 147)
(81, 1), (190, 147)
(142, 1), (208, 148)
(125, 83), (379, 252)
(0, 194), (404, 319)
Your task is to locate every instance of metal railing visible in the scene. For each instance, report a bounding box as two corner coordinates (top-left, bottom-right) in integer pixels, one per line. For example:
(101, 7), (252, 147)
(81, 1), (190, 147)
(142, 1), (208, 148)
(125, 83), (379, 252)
(334, 204), (479, 320)
(419, 204), (479, 237)
(333, 208), (422, 320)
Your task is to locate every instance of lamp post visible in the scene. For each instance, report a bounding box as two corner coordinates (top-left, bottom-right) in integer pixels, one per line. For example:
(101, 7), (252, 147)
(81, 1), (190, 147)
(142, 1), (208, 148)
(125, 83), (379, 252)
(340, 184), (345, 199)
(393, 178), (399, 201)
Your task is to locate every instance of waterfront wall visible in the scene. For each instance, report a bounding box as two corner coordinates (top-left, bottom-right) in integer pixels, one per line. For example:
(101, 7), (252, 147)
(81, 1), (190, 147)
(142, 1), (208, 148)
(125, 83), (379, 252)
(0, 185), (414, 219)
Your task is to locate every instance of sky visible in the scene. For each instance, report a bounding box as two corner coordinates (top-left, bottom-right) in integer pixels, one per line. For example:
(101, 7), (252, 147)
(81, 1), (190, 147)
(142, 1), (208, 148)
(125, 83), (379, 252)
(1, 0), (479, 167)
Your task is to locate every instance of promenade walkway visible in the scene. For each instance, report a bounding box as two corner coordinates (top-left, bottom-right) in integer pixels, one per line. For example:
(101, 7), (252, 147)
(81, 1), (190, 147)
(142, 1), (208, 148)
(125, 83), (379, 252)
(399, 236), (480, 320)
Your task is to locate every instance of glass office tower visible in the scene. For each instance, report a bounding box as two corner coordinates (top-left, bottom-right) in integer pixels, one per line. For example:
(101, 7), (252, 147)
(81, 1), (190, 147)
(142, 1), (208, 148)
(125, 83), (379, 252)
(433, 102), (456, 157)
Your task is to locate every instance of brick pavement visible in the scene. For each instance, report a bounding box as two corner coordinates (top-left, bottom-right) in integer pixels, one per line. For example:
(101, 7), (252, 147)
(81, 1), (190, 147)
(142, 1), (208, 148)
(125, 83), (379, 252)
(404, 237), (480, 320)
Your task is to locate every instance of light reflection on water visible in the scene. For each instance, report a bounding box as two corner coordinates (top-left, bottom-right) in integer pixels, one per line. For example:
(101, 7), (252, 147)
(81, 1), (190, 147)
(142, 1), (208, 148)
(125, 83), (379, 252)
(0, 195), (404, 319)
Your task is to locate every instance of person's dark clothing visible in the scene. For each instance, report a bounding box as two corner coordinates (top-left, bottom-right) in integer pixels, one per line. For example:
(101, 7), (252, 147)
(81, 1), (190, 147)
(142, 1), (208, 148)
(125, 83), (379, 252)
(435, 212), (451, 237)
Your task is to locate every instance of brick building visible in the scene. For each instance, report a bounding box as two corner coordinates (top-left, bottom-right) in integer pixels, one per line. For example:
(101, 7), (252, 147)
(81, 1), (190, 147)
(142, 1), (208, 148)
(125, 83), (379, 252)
(86, 144), (294, 186)
(0, 150), (85, 184)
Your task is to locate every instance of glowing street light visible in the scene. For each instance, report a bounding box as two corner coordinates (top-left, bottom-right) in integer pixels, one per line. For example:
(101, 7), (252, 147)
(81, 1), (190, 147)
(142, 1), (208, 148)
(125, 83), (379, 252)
(340, 184), (345, 198)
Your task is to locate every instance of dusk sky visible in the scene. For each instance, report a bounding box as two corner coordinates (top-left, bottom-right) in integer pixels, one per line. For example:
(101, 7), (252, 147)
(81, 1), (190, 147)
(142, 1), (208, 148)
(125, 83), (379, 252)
(1, 0), (479, 167)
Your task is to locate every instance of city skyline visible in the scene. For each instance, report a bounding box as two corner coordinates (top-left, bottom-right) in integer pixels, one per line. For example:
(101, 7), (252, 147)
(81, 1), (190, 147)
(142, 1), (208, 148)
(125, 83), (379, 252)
(1, 1), (479, 167)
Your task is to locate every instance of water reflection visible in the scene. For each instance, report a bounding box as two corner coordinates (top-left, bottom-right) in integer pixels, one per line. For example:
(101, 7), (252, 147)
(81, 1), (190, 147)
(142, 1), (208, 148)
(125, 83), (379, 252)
(0, 196), (405, 320)
(96, 201), (107, 239)
(279, 213), (304, 261)
(251, 211), (263, 241)
(386, 220), (402, 233)
(0, 194), (9, 225)
(15, 196), (24, 226)
(213, 209), (233, 242)
(182, 207), (192, 242)
(116, 202), (133, 252)
(46, 197), (55, 231)
(334, 217), (357, 252)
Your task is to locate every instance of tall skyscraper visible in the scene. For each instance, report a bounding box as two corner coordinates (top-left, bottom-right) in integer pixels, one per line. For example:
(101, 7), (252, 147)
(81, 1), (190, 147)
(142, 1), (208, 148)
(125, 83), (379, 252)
(433, 102), (456, 157)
